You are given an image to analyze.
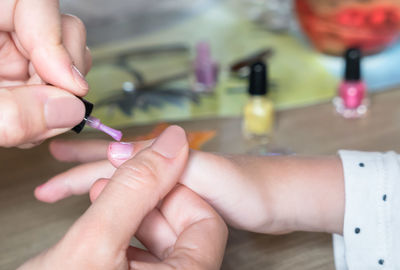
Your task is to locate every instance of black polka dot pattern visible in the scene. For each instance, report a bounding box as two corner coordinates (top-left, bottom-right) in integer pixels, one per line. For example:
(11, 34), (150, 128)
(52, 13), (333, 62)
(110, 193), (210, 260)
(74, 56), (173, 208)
(335, 152), (399, 268)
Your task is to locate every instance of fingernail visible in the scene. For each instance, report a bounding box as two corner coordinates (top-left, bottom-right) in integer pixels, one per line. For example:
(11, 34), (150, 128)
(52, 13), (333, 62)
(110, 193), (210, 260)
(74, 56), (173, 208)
(152, 126), (187, 158)
(36, 184), (45, 191)
(71, 65), (89, 90)
(34, 183), (58, 204)
(35, 183), (48, 195)
(45, 97), (86, 129)
(109, 142), (134, 160)
(130, 261), (136, 269)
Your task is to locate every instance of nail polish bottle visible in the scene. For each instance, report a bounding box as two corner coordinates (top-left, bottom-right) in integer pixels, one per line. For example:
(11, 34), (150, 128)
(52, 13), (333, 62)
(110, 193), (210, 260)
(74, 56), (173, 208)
(73, 98), (123, 141)
(333, 48), (368, 118)
(72, 98), (94, 133)
(243, 61), (274, 140)
(193, 41), (219, 93)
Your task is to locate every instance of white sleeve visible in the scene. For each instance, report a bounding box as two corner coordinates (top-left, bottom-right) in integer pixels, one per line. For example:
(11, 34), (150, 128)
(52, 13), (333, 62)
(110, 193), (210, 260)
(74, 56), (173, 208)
(333, 150), (400, 270)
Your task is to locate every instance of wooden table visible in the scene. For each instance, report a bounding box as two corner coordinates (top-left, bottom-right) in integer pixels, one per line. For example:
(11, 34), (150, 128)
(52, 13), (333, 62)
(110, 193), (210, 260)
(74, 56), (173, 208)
(2, 88), (400, 269)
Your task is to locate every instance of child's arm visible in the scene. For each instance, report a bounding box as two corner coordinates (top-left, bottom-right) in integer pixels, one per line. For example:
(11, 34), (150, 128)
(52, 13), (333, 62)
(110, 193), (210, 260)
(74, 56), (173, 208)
(36, 139), (400, 269)
(180, 152), (345, 235)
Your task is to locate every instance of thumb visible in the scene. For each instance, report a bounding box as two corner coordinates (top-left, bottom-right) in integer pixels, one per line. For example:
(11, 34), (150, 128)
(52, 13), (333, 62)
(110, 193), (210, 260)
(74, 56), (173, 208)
(71, 126), (189, 250)
(13, 0), (89, 95)
(0, 85), (85, 147)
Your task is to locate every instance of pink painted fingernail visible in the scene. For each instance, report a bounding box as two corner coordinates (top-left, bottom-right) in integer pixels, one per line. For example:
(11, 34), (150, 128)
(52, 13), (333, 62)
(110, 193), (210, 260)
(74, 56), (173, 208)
(35, 183), (49, 196)
(151, 126), (187, 158)
(72, 65), (89, 90)
(36, 183), (45, 191)
(130, 261), (136, 269)
(109, 142), (134, 160)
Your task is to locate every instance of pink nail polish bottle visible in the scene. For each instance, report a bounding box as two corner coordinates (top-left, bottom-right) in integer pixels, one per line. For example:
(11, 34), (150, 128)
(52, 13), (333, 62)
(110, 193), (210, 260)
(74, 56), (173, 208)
(333, 48), (368, 118)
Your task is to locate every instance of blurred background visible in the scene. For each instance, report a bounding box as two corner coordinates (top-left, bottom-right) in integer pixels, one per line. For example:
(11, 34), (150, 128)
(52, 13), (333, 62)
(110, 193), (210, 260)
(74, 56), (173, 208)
(61, 0), (218, 45)
(59, 0), (400, 127)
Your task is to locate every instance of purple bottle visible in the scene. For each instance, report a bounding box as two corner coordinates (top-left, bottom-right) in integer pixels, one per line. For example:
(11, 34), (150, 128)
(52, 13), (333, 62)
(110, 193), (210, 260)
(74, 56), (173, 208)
(193, 42), (219, 93)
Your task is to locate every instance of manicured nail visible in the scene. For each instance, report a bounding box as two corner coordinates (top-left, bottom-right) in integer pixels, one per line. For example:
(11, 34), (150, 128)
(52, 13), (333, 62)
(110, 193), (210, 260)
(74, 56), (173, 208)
(152, 126), (187, 158)
(45, 97), (86, 129)
(35, 183), (45, 191)
(71, 65), (89, 90)
(109, 142), (134, 160)
(34, 182), (59, 203)
(35, 182), (49, 195)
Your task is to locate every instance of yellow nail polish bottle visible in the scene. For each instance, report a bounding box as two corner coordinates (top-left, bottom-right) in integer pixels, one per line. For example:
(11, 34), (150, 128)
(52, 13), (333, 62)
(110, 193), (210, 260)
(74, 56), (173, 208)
(243, 61), (274, 140)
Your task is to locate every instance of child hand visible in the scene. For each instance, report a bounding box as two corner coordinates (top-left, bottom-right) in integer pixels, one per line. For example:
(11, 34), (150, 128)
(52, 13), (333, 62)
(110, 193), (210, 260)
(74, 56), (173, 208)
(36, 138), (288, 234)
(37, 130), (344, 235)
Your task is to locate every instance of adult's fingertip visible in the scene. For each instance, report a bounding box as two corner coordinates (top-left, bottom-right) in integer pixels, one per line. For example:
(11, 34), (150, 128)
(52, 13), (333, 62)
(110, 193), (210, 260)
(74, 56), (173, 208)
(31, 46), (89, 96)
(151, 125), (187, 159)
(71, 64), (89, 90)
(45, 96), (85, 129)
(84, 47), (92, 74)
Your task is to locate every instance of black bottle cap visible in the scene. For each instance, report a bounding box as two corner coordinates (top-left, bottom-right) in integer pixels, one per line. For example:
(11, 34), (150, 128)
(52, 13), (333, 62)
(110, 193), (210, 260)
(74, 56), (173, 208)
(72, 98), (94, 134)
(249, 61), (268, 96)
(344, 48), (362, 81)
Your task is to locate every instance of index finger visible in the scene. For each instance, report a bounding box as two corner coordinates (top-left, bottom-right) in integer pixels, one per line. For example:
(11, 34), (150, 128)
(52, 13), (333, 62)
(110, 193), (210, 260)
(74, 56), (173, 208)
(0, 0), (89, 95)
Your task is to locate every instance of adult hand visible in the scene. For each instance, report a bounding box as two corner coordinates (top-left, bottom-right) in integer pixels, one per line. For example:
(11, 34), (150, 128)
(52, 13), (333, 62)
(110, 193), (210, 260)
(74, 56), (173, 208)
(0, 0), (91, 148)
(20, 126), (227, 270)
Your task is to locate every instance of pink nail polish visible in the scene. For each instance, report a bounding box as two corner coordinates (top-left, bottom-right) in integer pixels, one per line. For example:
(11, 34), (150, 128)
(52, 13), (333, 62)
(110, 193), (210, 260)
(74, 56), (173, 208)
(109, 142), (134, 160)
(35, 184), (45, 191)
(333, 48), (369, 118)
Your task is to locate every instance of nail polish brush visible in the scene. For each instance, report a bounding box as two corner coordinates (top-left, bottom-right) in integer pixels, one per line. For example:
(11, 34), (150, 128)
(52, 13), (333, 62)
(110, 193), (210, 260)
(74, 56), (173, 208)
(72, 98), (123, 141)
